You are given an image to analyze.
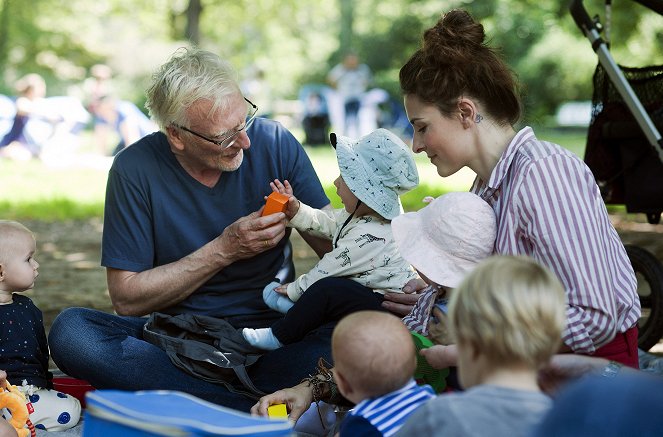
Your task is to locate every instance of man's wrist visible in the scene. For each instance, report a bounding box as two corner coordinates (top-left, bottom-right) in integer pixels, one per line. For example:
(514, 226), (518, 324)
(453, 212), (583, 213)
(210, 237), (235, 267)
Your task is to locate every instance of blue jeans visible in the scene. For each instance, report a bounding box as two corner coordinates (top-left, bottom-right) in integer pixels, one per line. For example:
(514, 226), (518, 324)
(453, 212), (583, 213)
(48, 307), (333, 412)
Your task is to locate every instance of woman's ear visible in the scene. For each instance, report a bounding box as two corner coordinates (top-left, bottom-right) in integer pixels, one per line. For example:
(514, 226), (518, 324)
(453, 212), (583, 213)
(458, 99), (478, 128)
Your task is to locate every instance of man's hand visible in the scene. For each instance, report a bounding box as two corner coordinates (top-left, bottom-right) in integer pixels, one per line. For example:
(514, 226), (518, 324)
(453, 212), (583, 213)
(381, 277), (427, 316)
(250, 382), (314, 423)
(217, 210), (287, 262)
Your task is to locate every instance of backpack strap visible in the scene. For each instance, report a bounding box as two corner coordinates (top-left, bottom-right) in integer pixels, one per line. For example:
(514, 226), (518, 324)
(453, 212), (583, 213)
(143, 314), (266, 399)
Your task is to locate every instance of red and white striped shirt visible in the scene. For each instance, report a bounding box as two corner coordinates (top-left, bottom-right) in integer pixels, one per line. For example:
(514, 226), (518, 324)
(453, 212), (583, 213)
(471, 126), (640, 353)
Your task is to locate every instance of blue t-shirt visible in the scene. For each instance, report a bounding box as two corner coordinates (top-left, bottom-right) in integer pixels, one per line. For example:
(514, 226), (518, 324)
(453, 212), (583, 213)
(101, 118), (329, 322)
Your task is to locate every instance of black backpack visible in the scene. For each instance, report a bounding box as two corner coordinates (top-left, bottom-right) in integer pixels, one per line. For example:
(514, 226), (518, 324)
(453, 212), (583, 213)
(143, 312), (266, 399)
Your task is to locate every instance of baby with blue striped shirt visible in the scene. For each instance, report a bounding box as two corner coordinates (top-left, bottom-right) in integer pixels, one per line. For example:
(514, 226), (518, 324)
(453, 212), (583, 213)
(332, 311), (435, 437)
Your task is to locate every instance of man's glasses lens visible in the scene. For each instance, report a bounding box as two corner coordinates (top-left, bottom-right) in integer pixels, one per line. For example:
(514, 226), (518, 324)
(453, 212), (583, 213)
(174, 97), (258, 149)
(219, 99), (258, 149)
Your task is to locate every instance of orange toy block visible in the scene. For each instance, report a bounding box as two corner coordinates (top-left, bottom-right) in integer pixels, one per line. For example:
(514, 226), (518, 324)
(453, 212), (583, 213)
(262, 191), (289, 216)
(267, 403), (288, 419)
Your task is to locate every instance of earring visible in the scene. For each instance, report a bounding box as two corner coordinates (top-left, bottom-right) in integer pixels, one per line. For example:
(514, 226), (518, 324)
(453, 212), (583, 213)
(475, 113), (483, 123)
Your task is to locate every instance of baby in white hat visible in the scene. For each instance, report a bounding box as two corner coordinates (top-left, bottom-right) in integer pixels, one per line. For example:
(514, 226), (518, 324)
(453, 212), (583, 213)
(393, 192), (497, 367)
(243, 128), (419, 350)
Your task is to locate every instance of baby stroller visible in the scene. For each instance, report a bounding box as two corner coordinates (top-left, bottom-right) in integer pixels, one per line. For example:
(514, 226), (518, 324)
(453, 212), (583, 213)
(571, 0), (663, 350)
(299, 84), (331, 146)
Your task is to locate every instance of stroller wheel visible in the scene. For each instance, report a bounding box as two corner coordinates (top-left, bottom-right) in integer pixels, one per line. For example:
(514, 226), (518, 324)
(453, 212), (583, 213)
(646, 213), (661, 225)
(625, 245), (663, 351)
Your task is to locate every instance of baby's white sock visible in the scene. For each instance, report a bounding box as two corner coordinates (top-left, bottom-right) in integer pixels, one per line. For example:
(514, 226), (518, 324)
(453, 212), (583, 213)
(242, 327), (283, 351)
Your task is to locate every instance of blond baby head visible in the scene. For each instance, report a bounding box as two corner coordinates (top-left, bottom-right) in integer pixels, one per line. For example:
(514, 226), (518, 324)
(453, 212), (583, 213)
(449, 255), (566, 370)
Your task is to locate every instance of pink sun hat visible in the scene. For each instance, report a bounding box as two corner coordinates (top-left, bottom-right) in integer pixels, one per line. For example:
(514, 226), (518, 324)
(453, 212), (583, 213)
(392, 192), (496, 288)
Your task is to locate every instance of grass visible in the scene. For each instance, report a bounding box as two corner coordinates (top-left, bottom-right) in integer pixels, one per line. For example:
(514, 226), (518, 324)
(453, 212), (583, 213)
(0, 159), (107, 220)
(306, 144), (476, 211)
(0, 127), (589, 220)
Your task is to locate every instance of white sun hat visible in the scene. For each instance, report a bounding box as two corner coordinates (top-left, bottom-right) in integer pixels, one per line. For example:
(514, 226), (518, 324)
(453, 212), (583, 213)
(391, 192), (496, 288)
(331, 128), (419, 220)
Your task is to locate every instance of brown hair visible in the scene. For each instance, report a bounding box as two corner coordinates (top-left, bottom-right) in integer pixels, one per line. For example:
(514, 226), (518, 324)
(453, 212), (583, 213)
(400, 9), (521, 126)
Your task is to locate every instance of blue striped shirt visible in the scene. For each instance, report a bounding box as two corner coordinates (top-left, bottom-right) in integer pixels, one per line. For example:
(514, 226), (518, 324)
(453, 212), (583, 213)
(471, 126), (640, 353)
(340, 380), (435, 437)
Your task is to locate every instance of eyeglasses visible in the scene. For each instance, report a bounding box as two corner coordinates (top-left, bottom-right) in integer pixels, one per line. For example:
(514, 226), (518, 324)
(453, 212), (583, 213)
(173, 97), (258, 149)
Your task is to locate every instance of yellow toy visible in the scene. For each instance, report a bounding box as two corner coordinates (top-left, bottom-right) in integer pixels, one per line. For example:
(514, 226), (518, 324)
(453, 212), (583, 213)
(0, 380), (31, 437)
(267, 403), (288, 419)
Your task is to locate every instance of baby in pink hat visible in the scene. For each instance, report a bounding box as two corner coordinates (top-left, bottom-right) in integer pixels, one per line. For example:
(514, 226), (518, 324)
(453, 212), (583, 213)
(393, 192), (496, 359)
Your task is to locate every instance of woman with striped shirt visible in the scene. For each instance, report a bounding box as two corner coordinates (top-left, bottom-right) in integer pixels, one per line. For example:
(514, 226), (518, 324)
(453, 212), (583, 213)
(388, 8), (640, 367)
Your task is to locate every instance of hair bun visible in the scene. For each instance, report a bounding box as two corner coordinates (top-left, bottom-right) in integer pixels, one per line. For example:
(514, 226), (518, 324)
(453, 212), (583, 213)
(423, 9), (486, 57)
(399, 8), (521, 126)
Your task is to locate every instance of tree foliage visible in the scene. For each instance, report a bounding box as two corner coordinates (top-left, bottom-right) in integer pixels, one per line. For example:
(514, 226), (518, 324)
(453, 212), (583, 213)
(0, 0), (661, 121)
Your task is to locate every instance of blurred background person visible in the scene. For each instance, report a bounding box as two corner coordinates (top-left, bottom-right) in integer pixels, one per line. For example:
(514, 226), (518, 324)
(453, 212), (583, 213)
(327, 52), (372, 138)
(91, 94), (157, 156)
(84, 64), (115, 112)
(241, 65), (273, 119)
(299, 85), (331, 146)
(0, 73), (61, 160)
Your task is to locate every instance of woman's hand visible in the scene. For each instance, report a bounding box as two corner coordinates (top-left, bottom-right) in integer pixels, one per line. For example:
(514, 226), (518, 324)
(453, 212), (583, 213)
(420, 344), (458, 370)
(427, 307), (452, 345)
(250, 382), (314, 423)
(381, 277), (427, 316)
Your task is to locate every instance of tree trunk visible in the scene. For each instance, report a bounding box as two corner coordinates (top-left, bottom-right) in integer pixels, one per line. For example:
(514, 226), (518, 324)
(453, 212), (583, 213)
(185, 0), (203, 45)
(0, 0), (10, 72)
(339, 0), (353, 53)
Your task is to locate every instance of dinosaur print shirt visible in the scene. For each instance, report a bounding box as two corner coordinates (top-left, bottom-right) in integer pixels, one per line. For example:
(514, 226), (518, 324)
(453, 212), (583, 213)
(286, 202), (417, 301)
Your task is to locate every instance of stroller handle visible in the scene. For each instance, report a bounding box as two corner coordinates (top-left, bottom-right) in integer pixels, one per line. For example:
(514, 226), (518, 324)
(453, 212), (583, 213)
(570, 0), (663, 158)
(572, 0), (663, 34)
(569, 0), (597, 36)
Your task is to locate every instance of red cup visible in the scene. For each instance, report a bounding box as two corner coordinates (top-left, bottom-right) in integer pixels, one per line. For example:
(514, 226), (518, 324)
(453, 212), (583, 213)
(52, 377), (95, 409)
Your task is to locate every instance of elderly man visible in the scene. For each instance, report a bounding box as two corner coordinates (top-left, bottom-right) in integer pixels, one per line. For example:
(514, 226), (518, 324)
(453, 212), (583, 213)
(48, 48), (332, 411)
